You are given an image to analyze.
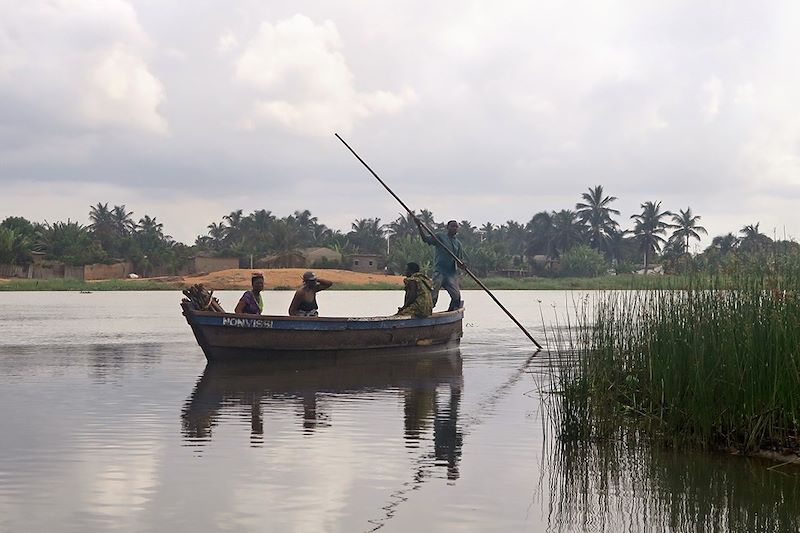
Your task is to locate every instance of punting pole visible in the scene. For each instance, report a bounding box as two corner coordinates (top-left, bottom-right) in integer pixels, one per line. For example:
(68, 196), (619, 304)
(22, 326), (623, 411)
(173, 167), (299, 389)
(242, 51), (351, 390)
(335, 133), (543, 350)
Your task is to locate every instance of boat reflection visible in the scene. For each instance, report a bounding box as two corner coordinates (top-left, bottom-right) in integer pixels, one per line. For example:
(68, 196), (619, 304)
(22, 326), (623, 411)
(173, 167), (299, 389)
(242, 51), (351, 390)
(182, 348), (464, 478)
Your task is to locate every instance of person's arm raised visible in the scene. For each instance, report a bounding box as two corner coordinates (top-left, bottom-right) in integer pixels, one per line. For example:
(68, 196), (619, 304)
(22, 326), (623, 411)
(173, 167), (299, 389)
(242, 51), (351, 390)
(314, 279), (333, 292)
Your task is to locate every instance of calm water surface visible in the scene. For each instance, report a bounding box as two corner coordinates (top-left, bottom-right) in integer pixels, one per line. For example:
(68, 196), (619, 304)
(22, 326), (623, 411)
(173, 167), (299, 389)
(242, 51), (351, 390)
(1, 290), (797, 532)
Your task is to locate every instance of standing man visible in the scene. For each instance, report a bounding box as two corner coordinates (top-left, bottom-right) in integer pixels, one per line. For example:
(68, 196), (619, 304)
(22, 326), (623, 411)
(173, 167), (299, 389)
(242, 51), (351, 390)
(416, 219), (466, 311)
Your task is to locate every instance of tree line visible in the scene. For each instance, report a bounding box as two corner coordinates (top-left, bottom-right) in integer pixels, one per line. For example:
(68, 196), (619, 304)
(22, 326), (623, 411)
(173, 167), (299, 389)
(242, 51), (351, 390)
(0, 186), (793, 277)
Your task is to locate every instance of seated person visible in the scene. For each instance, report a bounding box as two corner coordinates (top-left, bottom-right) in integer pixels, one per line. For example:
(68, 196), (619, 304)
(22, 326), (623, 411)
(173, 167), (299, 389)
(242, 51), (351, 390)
(396, 262), (433, 318)
(235, 272), (265, 314)
(288, 271), (332, 316)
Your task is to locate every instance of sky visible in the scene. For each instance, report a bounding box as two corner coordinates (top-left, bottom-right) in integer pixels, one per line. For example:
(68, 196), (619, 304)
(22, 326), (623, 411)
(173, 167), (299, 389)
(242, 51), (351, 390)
(1, 1), (799, 249)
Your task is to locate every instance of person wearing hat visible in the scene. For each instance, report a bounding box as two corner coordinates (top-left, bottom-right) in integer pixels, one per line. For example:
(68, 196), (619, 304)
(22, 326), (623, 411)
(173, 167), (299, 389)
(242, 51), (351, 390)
(288, 271), (332, 317)
(396, 262), (433, 318)
(235, 272), (265, 314)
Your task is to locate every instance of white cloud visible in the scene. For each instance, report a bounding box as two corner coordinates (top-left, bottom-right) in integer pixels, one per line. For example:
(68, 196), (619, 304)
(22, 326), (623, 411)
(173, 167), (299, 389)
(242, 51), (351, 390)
(217, 30), (239, 53)
(235, 14), (416, 136)
(83, 44), (167, 135)
(0, 0), (166, 135)
(702, 76), (723, 121)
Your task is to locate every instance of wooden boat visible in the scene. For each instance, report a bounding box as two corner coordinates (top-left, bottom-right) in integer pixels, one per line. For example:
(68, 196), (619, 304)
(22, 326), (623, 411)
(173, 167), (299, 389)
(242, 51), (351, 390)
(180, 301), (463, 361)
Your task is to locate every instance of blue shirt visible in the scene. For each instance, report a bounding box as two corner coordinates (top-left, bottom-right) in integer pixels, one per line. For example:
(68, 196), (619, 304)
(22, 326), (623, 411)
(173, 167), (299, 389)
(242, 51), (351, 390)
(422, 232), (465, 276)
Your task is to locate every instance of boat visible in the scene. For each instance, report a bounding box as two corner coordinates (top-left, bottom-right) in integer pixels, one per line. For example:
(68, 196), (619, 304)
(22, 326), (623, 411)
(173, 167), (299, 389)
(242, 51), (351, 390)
(180, 300), (463, 361)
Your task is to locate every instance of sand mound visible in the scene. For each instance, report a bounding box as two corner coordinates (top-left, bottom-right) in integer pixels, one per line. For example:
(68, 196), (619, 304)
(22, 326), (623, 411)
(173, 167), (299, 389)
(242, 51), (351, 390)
(182, 268), (404, 290)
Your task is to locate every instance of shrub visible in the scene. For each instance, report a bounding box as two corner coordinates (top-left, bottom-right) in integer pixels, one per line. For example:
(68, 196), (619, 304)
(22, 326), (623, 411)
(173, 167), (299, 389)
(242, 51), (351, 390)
(558, 245), (607, 277)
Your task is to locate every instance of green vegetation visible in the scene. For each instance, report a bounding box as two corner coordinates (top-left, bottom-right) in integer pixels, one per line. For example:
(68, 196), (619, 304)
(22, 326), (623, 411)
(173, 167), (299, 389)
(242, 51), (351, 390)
(1, 185), (796, 284)
(545, 268), (800, 455)
(0, 278), (181, 291)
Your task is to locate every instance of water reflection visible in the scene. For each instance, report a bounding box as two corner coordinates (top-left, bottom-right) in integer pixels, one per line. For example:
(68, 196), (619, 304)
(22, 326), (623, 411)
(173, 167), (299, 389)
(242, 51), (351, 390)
(182, 350), (464, 478)
(544, 434), (800, 533)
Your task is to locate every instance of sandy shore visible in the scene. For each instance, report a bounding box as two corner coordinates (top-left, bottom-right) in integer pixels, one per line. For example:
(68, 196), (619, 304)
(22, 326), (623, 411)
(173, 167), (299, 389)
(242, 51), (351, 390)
(178, 268), (404, 290)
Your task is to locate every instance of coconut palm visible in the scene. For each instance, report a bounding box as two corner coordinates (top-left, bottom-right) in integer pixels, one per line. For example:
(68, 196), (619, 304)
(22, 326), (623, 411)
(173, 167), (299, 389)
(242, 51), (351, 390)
(669, 207), (707, 254)
(347, 218), (386, 254)
(89, 202), (116, 251)
(630, 201), (672, 272)
(575, 185), (620, 254)
(708, 233), (739, 255)
(223, 209), (244, 244)
(550, 209), (584, 257)
(388, 212), (421, 240)
(739, 222), (772, 254)
(111, 205), (136, 236)
(525, 211), (555, 258)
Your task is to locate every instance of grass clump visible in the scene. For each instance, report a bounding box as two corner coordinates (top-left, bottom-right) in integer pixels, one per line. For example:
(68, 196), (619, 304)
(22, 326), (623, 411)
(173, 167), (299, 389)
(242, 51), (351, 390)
(548, 273), (800, 455)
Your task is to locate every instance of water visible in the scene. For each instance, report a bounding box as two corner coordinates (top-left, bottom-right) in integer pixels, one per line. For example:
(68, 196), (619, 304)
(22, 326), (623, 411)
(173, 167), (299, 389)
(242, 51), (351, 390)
(0, 290), (797, 532)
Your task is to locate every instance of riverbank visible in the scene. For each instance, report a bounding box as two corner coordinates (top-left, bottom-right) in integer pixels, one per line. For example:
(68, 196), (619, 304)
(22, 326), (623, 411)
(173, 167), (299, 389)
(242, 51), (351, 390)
(0, 268), (404, 291)
(545, 283), (800, 465)
(0, 270), (695, 291)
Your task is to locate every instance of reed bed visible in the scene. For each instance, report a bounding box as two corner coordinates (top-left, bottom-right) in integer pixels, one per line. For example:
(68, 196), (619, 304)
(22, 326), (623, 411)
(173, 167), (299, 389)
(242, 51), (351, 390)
(548, 274), (800, 454)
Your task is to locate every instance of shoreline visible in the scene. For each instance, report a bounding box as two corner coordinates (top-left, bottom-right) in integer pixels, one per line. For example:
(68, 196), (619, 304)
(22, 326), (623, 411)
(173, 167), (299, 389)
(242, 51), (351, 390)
(0, 270), (704, 291)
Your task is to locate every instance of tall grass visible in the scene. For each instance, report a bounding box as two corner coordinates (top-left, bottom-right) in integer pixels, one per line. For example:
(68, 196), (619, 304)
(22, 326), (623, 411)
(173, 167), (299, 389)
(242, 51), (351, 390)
(549, 271), (800, 453)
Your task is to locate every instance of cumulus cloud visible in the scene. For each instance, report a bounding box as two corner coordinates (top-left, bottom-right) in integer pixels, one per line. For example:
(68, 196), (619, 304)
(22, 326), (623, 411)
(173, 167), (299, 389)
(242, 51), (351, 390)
(235, 14), (416, 136)
(82, 44), (167, 135)
(0, 0), (166, 135)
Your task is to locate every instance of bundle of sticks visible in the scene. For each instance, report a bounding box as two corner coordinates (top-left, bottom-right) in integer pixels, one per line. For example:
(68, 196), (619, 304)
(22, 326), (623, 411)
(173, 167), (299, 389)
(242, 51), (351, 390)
(182, 284), (225, 313)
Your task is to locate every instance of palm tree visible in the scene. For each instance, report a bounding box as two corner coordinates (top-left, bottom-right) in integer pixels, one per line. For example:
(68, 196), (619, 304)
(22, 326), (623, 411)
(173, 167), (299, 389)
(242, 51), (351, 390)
(525, 211), (555, 257)
(669, 207), (707, 254)
(270, 219), (302, 254)
(708, 233), (739, 255)
(457, 219), (478, 246)
(739, 222), (772, 254)
(479, 222), (496, 242)
(206, 222), (227, 251)
(549, 209), (584, 257)
(111, 205), (136, 237)
(630, 201), (672, 272)
(348, 218), (386, 254)
(388, 212), (420, 240)
(575, 185), (620, 254)
(89, 202), (115, 251)
(292, 209), (318, 246)
(223, 209), (244, 244)
(246, 209), (276, 253)
(137, 215), (164, 239)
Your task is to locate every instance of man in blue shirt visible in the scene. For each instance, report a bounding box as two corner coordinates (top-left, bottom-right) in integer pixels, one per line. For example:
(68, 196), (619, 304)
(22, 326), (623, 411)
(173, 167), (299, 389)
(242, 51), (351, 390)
(416, 219), (466, 312)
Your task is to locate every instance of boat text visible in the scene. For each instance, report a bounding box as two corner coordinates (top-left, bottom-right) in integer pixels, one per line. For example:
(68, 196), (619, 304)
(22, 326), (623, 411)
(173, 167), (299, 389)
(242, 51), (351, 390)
(222, 317), (274, 329)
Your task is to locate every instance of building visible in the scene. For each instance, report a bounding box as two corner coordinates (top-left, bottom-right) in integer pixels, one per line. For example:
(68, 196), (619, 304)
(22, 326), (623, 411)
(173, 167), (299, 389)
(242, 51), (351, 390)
(182, 254), (240, 275)
(348, 253), (383, 273)
(258, 247), (342, 269)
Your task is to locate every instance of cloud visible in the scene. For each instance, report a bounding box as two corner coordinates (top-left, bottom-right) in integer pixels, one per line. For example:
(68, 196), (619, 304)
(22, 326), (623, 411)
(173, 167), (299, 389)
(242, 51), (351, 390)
(0, 1), (166, 135)
(235, 14), (416, 136)
(82, 44), (167, 135)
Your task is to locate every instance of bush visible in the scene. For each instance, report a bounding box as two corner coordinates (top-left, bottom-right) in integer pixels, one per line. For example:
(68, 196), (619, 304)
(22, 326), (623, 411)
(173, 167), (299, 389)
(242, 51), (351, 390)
(558, 245), (608, 278)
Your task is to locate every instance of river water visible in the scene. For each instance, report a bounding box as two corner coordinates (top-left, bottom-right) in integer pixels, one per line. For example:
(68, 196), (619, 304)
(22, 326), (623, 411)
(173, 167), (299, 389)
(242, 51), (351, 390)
(0, 290), (797, 532)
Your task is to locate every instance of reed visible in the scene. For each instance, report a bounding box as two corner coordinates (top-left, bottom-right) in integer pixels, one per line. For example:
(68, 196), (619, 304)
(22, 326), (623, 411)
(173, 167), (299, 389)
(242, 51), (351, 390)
(548, 271), (800, 454)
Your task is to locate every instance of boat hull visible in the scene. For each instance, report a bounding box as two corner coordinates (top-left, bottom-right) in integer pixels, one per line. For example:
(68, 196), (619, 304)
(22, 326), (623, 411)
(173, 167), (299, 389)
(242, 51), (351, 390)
(181, 302), (463, 361)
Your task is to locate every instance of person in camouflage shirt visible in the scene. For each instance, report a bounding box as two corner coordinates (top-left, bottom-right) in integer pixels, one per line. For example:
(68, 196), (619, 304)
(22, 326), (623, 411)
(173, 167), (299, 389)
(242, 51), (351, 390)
(396, 262), (433, 318)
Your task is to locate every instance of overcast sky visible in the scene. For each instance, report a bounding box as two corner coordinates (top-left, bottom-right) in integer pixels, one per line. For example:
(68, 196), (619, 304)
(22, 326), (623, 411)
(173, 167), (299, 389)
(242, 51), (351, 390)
(2, 1), (799, 248)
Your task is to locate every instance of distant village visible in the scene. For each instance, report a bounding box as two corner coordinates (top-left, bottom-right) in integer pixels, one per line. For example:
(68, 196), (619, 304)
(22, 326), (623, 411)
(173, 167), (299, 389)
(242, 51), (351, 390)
(0, 187), (794, 281)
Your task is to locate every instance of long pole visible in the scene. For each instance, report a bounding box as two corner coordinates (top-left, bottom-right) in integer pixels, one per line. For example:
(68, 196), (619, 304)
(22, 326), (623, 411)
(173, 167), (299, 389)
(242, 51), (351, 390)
(335, 133), (542, 349)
